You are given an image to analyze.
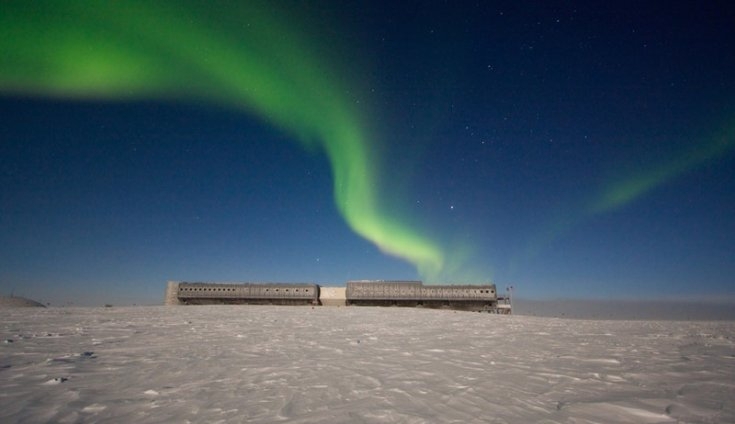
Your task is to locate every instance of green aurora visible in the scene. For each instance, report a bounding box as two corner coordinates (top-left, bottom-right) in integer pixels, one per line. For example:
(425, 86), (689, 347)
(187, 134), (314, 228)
(511, 117), (735, 276)
(589, 120), (735, 215)
(3, 2), (732, 285)
(0, 1), (446, 279)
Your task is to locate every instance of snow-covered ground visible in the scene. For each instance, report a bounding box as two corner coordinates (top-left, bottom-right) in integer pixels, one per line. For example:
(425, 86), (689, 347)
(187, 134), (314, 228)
(1, 306), (733, 423)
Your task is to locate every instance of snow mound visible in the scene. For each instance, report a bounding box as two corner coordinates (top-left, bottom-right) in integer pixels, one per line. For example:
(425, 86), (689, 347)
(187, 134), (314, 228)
(0, 296), (45, 308)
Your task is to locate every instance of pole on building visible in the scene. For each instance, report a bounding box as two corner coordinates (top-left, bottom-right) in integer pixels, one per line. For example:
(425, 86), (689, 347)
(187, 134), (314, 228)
(506, 285), (514, 314)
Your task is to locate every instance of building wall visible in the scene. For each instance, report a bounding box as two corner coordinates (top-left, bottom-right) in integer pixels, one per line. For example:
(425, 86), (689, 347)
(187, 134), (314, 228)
(164, 281), (181, 305)
(319, 287), (346, 306)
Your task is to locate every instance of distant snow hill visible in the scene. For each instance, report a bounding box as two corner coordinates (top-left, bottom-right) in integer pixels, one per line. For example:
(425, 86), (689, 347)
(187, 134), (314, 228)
(0, 296), (46, 308)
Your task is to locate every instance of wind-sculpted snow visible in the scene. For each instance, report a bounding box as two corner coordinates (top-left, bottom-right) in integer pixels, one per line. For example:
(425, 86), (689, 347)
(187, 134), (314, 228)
(1, 306), (733, 423)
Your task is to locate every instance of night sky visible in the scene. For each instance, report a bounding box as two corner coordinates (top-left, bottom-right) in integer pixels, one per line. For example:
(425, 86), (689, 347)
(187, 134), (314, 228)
(2, 1), (734, 305)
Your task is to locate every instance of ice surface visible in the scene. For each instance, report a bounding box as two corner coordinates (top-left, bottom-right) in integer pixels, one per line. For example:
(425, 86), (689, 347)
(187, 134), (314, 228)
(1, 306), (733, 423)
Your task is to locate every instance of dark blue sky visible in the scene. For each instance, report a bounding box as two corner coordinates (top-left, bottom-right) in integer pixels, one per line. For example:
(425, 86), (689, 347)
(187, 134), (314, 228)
(1, 1), (734, 305)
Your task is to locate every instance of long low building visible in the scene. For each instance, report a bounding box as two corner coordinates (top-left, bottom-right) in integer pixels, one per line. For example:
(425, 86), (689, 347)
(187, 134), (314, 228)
(165, 280), (506, 313)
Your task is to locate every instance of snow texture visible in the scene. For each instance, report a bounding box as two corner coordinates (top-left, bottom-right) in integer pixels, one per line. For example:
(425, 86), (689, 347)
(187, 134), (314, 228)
(1, 306), (733, 423)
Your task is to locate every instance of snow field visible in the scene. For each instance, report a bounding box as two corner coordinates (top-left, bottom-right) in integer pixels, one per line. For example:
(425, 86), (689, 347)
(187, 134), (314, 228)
(1, 305), (733, 423)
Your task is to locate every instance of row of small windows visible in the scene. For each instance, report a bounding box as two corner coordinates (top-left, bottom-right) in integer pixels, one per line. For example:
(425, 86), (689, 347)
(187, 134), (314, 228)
(354, 288), (495, 294)
(263, 288), (310, 293)
(180, 287), (237, 292)
(424, 289), (494, 293)
(179, 287), (310, 293)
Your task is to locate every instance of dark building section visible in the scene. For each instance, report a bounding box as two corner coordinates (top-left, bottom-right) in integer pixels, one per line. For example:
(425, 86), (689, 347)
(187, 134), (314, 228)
(172, 282), (320, 305)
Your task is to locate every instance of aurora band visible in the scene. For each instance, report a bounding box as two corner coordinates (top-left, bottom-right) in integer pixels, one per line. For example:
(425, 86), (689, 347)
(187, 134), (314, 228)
(0, 1), (446, 279)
